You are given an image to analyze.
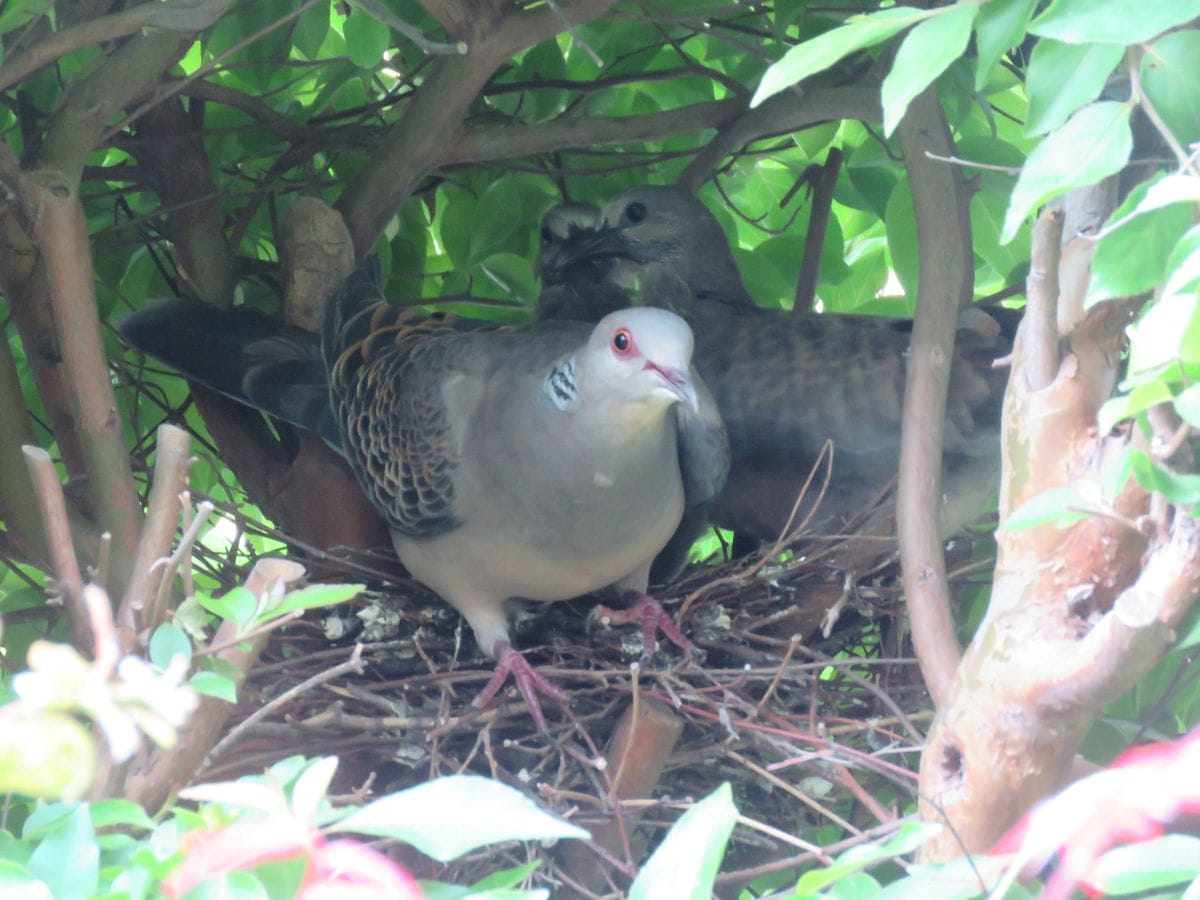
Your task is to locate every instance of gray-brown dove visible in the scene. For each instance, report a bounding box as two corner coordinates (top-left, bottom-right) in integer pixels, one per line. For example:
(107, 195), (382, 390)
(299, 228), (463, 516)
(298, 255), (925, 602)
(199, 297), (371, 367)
(544, 185), (1010, 550)
(120, 264), (729, 729)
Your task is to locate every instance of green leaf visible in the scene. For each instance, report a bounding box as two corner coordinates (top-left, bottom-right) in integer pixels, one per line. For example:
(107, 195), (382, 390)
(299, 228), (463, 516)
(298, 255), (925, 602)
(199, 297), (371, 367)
(25, 804), (98, 900)
(1098, 380), (1174, 434)
(884, 179), (919, 298)
(972, 191), (1030, 282)
(881, 4), (977, 136)
(292, 2), (330, 60)
(1140, 31), (1200, 148)
(1128, 293), (1197, 377)
(974, 0), (1039, 90)
(197, 586), (257, 627)
(189, 670), (237, 703)
(1025, 40), (1123, 136)
(794, 821), (943, 892)
(332, 775), (589, 863)
(1087, 178), (1195, 305)
(343, 7), (391, 70)
(149, 622), (192, 669)
(1002, 101), (1133, 243)
(1174, 384), (1200, 427)
(752, 7), (934, 108)
(628, 783), (738, 900)
(251, 583), (363, 625)
(1128, 450), (1200, 505)
(88, 798), (154, 831)
(1004, 486), (1092, 530)
(1163, 225), (1200, 303)
(1030, 0), (1200, 44)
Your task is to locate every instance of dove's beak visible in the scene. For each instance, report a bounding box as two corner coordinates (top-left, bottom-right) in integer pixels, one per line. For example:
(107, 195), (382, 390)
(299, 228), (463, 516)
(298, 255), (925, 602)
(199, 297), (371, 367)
(648, 363), (699, 413)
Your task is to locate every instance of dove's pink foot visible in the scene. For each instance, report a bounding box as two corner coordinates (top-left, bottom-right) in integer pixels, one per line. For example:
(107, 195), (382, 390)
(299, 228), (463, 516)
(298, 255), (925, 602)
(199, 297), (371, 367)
(472, 641), (569, 732)
(592, 590), (696, 660)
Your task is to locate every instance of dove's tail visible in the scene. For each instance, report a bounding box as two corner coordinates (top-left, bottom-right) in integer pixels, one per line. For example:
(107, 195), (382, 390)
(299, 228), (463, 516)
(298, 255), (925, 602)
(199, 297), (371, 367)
(118, 298), (340, 451)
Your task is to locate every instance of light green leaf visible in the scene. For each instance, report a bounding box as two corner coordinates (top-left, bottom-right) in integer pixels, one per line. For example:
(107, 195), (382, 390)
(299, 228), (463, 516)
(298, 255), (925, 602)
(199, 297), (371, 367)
(1141, 31), (1200, 148)
(1128, 293), (1197, 377)
(197, 586), (257, 628)
(794, 821), (943, 892)
(881, 4), (977, 136)
(629, 783), (738, 900)
(1098, 380), (1173, 434)
(343, 6), (390, 69)
(189, 670), (237, 703)
(87, 798), (154, 831)
(1175, 384), (1200, 428)
(1030, 0), (1200, 44)
(333, 775), (589, 863)
(1002, 101), (1132, 243)
(25, 804), (98, 900)
(974, 0), (1039, 90)
(1163, 227), (1200, 303)
(1004, 487), (1092, 530)
(1087, 178), (1195, 305)
(149, 622), (192, 669)
(1025, 40), (1123, 136)
(252, 583), (363, 626)
(752, 7), (933, 108)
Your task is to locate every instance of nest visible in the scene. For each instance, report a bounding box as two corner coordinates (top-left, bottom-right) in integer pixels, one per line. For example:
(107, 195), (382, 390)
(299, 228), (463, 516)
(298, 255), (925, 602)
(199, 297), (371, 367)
(192, 518), (992, 897)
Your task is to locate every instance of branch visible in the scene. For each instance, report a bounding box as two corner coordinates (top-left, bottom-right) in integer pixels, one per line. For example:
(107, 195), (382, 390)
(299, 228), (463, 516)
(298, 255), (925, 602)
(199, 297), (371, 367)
(131, 99), (236, 306)
(0, 0), (227, 96)
(1021, 207), (1064, 392)
(446, 98), (742, 165)
(895, 87), (973, 708)
(28, 173), (144, 592)
(117, 425), (192, 639)
(678, 84), (880, 190)
(794, 147), (843, 312)
(337, 0), (616, 254)
(22, 446), (89, 651)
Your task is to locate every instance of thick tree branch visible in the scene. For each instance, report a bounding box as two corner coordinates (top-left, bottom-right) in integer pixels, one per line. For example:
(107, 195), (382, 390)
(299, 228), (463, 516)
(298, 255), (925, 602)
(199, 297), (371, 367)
(337, 0), (616, 254)
(131, 100), (236, 306)
(447, 98), (742, 165)
(895, 88), (972, 708)
(30, 174), (143, 586)
(0, 0), (226, 96)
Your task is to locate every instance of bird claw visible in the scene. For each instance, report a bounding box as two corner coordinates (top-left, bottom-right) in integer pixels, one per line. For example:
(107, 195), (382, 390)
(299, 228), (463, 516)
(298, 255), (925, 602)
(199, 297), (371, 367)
(472, 641), (568, 733)
(592, 590), (696, 662)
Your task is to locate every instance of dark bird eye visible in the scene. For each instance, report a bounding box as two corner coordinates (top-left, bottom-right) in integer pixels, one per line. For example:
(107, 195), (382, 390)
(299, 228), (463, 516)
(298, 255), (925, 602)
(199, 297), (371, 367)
(624, 202), (647, 224)
(612, 328), (632, 354)
(540, 224), (555, 246)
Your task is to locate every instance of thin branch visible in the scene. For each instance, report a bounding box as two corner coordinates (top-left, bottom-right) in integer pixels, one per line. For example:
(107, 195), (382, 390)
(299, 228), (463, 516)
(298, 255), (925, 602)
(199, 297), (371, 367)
(22, 446), (89, 651)
(794, 146), (843, 312)
(895, 87), (972, 708)
(1022, 207), (1065, 392)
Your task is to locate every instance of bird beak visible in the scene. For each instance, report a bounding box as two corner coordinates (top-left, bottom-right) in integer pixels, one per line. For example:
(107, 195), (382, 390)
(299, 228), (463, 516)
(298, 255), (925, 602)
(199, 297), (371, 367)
(553, 225), (661, 270)
(647, 362), (699, 413)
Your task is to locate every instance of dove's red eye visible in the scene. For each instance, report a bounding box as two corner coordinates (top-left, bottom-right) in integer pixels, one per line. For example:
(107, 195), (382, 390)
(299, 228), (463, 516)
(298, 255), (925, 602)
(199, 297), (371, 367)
(612, 328), (633, 356)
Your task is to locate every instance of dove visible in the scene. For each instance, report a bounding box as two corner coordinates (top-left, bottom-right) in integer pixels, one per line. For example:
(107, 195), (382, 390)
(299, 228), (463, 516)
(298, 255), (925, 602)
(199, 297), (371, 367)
(544, 185), (1009, 553)
(120, 264), (729, 729)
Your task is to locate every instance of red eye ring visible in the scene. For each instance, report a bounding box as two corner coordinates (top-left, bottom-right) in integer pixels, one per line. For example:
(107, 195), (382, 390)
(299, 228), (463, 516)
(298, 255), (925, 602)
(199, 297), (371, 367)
(612, 327), (633, 355)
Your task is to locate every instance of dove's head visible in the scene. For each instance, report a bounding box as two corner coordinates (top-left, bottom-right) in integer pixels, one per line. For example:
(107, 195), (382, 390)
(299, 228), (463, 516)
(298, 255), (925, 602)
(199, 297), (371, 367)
(582, 307), (698, 414)
(550, 186), (747, 307)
